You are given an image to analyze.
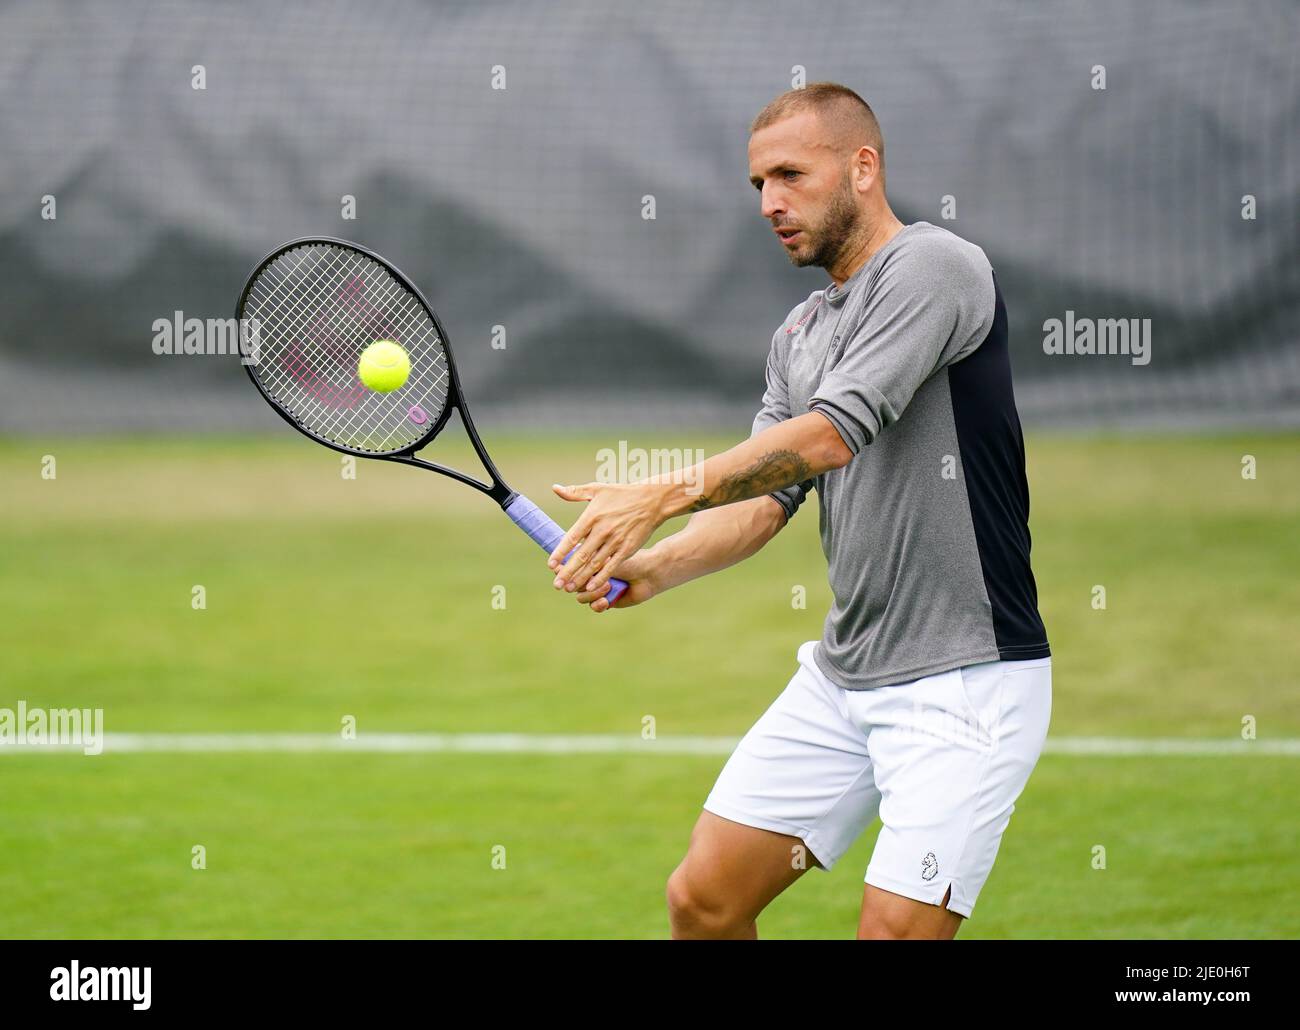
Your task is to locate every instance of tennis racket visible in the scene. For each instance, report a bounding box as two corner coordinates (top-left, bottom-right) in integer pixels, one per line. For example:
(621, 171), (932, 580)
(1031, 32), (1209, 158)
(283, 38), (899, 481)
(235, 236), (628, 604)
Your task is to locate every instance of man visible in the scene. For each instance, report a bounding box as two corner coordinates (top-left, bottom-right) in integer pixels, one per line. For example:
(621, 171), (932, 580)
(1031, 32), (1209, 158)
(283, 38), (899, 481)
(547, 82), (1051, 940)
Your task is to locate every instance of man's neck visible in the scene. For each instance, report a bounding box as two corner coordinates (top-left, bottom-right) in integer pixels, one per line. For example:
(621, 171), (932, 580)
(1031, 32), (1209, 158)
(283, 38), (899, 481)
(828, 211), (906, 288)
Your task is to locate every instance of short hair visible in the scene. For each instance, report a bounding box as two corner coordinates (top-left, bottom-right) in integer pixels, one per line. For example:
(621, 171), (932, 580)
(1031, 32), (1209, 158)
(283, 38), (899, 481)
(750, 82), (884, 163)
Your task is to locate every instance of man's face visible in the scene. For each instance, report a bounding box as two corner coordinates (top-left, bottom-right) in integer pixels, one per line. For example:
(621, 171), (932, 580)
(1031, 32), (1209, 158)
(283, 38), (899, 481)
(748, 111), (862, 269)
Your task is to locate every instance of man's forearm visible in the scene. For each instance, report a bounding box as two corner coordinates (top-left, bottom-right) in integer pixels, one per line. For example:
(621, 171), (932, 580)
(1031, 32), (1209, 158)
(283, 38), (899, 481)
(652, 412), (850, 520)
(548, 411), (850, 599)
(647, 496), (789, 594)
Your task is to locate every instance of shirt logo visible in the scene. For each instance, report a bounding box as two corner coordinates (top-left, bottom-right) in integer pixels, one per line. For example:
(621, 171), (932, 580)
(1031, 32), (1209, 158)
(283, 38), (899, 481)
(921, 851), (939, 881)
(785, 296), (824, 336)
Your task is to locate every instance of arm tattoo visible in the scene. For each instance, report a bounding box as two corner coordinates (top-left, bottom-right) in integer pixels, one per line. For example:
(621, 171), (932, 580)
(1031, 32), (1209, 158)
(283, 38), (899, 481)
(688, 449), (812, 512)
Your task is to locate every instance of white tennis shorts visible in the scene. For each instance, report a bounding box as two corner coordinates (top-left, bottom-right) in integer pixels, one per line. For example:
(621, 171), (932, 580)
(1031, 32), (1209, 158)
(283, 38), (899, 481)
(703, 640), (1052, 917)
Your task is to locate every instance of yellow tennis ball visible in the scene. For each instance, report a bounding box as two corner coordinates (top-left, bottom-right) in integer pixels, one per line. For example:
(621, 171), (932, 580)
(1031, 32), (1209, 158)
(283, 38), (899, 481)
(358, 340), (410, 393)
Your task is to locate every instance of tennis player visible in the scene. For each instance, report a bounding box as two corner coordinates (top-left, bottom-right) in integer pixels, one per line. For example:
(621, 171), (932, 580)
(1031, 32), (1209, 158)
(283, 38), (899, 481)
(548, 82), (1051, 940)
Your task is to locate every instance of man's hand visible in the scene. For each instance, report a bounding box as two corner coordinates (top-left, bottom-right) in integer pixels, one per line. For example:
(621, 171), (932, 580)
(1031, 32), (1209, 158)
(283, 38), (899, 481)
(572, 550), (659, 613)
(548, 480), (671, 595)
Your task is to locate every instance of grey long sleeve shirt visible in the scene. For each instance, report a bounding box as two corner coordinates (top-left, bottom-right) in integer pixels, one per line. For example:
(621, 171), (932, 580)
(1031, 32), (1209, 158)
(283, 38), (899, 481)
(754, 221), (1050, 690)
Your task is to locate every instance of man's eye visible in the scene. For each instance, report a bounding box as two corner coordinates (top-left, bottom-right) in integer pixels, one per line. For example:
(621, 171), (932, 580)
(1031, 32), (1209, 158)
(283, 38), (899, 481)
(784, 171), (799, 181)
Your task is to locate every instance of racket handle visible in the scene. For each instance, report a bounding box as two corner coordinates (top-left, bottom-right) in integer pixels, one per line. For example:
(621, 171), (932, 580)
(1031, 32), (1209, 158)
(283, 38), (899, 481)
(504, 494), (630, 605)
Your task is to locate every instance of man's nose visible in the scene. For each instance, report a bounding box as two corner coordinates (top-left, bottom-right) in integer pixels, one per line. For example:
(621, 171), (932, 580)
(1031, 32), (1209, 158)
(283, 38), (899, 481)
(760, 185), (786, 220)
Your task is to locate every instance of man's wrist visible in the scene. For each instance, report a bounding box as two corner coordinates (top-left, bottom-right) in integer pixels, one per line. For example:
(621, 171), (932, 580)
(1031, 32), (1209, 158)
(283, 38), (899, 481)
(647, 477), (697, 521)
(626, 538), (662, 596)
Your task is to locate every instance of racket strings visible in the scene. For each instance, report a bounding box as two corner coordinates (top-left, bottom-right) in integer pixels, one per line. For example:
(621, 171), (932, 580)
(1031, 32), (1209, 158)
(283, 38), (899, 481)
(249, 247), (448, 448)
(241, 244), (451, 453)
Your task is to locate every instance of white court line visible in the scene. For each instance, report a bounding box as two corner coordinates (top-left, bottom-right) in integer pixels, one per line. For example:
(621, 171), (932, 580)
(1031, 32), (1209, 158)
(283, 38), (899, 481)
(0, 733), (1297, 756)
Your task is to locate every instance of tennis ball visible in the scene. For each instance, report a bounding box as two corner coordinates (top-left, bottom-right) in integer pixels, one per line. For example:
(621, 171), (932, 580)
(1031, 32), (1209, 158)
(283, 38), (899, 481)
(358, 340), (411, 393)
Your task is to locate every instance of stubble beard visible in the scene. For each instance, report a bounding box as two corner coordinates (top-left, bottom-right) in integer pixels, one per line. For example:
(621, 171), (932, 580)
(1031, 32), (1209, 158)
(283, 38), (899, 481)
(788, 172), (864, 271)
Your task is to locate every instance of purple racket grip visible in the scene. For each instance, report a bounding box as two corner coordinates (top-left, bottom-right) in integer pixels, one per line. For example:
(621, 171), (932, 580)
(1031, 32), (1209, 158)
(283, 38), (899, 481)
(504, 494), (630, 605)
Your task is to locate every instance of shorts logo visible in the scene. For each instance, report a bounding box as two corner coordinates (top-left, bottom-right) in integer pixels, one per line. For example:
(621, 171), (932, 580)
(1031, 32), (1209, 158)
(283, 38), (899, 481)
(921, 851), (939, 881)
